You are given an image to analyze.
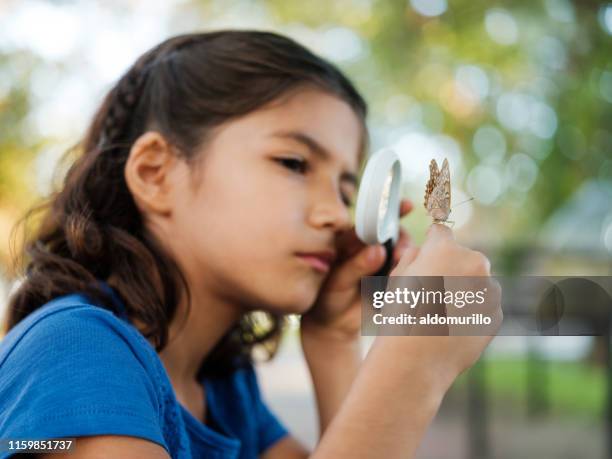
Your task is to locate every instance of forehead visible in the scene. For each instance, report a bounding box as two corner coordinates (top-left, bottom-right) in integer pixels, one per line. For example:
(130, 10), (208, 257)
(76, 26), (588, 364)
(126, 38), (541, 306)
(205, 87), (365, 172)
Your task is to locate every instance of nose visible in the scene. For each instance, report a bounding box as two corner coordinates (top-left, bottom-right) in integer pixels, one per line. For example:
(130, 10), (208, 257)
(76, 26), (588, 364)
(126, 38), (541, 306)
(307, 181), (353, 232)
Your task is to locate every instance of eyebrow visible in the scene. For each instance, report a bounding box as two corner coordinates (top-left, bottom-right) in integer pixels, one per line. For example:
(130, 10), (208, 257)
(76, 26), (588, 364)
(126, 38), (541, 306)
(270, 130), (359, 187)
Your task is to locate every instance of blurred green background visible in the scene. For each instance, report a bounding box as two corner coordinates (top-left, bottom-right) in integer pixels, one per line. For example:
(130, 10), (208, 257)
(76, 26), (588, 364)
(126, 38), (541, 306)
(1, 0), (611, 457)
(1, 0), (611, 274)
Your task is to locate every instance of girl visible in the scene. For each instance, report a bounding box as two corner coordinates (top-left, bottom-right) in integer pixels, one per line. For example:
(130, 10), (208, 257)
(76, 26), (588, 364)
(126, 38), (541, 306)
(0, 30), (499, 458)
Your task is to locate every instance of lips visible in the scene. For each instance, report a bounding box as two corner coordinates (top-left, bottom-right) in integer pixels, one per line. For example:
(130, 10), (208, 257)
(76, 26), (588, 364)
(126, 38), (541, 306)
(295, 250), (337, 273)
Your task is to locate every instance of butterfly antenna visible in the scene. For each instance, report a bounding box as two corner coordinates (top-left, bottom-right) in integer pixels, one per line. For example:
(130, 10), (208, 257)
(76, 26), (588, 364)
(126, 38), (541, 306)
(453, 197), (475, 208)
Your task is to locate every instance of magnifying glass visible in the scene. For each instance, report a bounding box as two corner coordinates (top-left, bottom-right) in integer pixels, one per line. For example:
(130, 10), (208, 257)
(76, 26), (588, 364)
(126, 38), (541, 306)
(355, 148), (403, 276)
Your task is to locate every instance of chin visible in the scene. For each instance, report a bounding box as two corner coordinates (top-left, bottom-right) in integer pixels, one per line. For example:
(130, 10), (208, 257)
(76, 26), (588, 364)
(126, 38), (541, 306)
(253, 268), (323, 314)
(267, 289), (318, 315)
(273, 298), (315, 315)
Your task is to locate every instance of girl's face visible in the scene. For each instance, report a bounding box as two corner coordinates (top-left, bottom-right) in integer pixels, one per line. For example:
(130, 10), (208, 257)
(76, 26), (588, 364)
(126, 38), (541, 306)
(153, 88), (363, 314)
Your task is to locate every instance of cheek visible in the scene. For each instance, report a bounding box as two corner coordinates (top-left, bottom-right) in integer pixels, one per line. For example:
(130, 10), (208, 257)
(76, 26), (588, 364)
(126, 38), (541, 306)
(187, 209), (324, 313)
(203, 182), (304, 254)
(259, 271), (324, 315)
(171, 170), (322, 312)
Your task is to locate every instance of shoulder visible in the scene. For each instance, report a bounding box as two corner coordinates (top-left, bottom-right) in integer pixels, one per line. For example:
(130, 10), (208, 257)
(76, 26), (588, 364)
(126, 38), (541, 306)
(0, 292), (165, 401)
(0, 293), (169, 449)
(1, 293), (155, 370)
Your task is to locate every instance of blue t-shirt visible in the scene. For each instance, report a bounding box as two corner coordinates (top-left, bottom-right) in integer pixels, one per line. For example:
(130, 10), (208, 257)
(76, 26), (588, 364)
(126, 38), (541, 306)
(0, 287), (289, 458)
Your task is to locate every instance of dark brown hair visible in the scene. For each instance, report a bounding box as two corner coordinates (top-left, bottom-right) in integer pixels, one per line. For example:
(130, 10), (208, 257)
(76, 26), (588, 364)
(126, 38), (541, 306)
(5, 30), (368, 377)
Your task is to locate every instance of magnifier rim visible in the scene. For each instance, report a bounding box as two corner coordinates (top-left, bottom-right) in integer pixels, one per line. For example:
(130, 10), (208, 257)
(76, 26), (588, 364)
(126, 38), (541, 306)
(355, 148), (403, 245)
(380, 161), (402, 242)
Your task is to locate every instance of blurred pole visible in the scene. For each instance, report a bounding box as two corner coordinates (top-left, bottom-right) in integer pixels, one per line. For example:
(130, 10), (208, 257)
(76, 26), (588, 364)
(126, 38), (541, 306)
(606, 323), (612, 459)
(526, 337), (548, 417)
(467, 360), (490, 459)
(606, 260), (611, 459)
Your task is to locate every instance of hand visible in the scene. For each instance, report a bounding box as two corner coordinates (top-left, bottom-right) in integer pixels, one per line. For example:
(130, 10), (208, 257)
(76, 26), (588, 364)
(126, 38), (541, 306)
(301, 199), (418, 341)
(391, 223), (490, 277)
(381, 223), (502, 378)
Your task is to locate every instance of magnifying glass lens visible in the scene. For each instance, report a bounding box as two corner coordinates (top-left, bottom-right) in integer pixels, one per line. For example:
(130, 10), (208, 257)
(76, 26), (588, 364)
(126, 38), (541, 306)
(377, 171), (393, 222)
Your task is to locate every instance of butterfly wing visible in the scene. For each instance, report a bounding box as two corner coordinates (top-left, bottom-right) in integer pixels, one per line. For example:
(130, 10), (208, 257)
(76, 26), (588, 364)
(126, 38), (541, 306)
(439, 158), (451, 211)
(426, 158), (451, 221)
(424, 159), (439, 210)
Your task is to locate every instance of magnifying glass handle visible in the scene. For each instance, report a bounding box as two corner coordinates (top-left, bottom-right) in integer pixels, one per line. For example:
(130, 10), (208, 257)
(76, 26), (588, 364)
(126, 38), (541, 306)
(374, 239), (395, 276)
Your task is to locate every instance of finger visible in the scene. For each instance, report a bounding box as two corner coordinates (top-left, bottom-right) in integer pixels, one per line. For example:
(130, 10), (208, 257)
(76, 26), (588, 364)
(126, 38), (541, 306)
(426, 222), (454, 242)
(335, 227), (367, 259)
(394, 245), (420, 272)
(392, 228), (411, 262)
(399, 199), (413, 217)
(393, 240), (420, 269)
(327, 244), (386, 291)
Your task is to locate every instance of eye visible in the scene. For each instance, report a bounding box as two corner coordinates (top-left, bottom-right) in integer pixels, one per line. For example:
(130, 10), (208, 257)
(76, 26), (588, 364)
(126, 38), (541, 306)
(275, 156), (354, 206)
(275, 157), (308, 174)
(341, 193), (354, 207)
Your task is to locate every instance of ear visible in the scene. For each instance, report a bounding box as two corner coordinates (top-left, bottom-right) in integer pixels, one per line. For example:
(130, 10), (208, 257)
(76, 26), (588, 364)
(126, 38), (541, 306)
(124, 131), (177, 216)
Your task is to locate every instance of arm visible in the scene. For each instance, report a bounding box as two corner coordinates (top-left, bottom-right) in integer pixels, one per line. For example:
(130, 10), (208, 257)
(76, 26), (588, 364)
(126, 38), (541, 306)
(260, 436), (311, 459)
(300, 321), (362, 436)
(306, 224), (501, 458)
(309, 336), (455, 459)
(37, 436), (170, 459)
(265, 224), (500, 458)
(297, 201), (415, 438)
(261, 336), (455, 459)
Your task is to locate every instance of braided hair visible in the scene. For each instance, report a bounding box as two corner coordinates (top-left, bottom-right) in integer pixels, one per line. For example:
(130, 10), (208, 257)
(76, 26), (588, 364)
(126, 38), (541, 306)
(6, 30), (368, 376)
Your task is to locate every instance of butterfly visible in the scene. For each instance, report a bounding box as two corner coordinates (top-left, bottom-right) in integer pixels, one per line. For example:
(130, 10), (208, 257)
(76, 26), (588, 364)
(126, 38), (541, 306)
(424, 158), (452, 223)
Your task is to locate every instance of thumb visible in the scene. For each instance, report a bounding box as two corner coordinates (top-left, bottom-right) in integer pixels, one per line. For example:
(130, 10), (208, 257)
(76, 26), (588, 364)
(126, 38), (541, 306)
(328, 244), (385, 291)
